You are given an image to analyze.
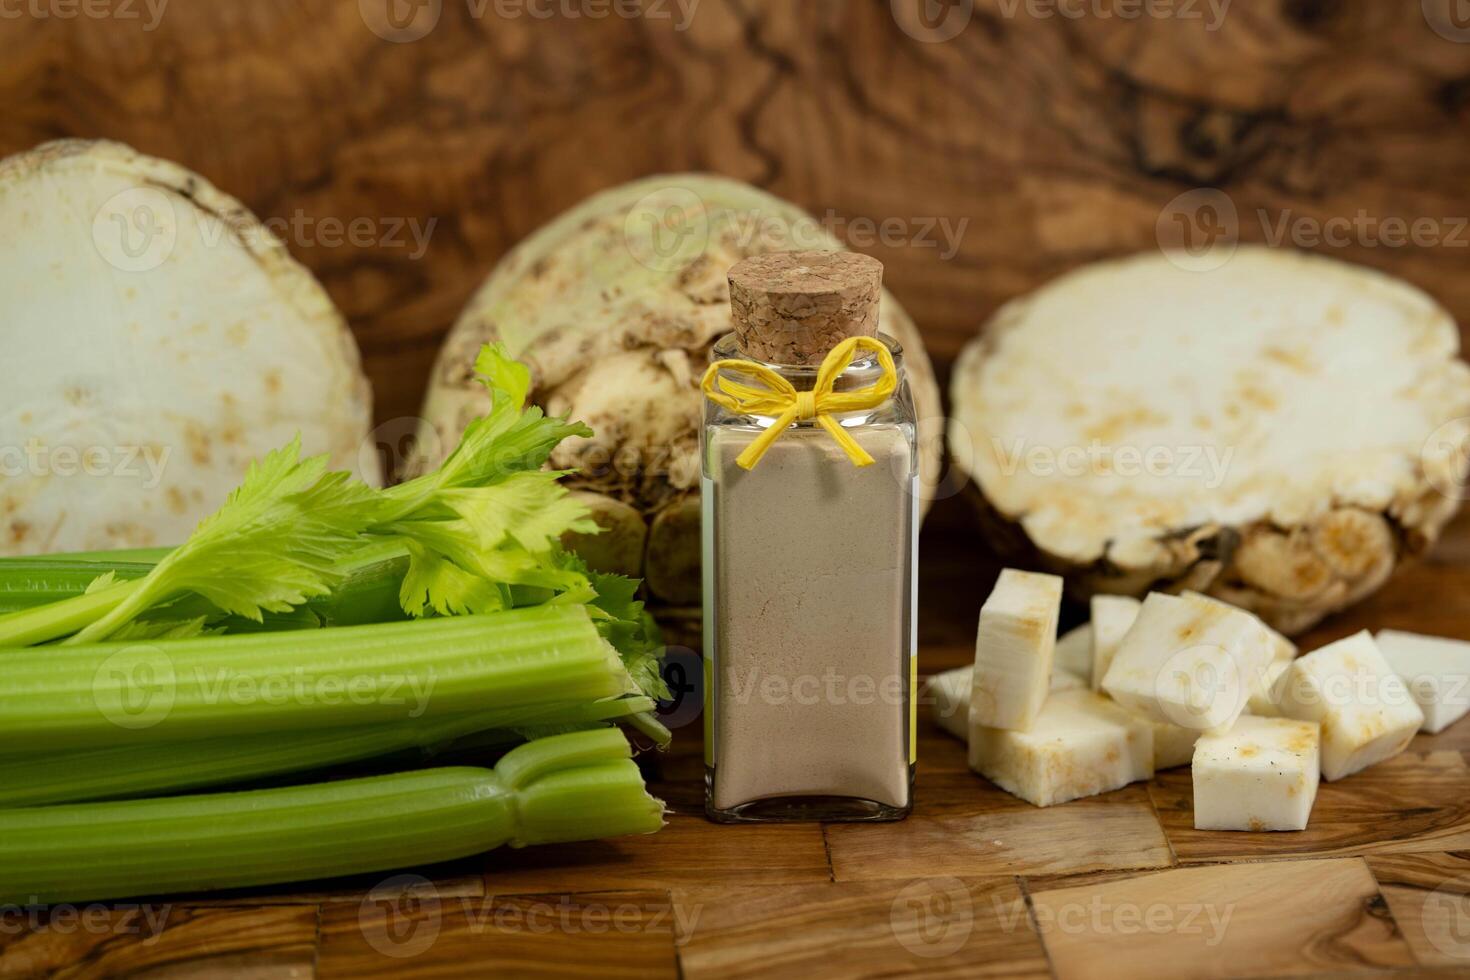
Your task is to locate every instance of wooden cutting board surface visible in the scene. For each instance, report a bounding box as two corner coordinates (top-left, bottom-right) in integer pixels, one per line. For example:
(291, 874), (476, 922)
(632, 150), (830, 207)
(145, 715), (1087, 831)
(3, 501), (1468, 979)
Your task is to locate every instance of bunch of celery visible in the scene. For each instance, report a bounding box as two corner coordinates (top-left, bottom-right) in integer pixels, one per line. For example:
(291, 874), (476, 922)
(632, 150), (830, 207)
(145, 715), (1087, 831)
(0, 345), (670, 901)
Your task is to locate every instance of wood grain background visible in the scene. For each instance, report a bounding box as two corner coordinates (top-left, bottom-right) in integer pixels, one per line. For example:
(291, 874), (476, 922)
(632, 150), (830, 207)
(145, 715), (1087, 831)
(5, 0), (1470, 426)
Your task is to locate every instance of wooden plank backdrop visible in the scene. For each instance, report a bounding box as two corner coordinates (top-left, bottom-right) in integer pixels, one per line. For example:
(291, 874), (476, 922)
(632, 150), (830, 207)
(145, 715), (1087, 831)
(6, 3), (1470, 978)
(5, 0), (1470, 424)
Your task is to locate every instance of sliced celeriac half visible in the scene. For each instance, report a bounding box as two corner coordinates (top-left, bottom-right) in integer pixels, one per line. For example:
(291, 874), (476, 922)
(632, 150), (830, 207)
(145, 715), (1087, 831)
(969, 689), (1153, 807)
(0, 140), (380, 556)
(971, 569), (1063, 732)
(1089, 594), (1141, 691)
(1275, 631), (1423, 780)
(1192, 715), (1320, 831)
(1373, 630), (1470, 735)
(1101, 592), (1276, 733)
(948, 247), (1470, 635)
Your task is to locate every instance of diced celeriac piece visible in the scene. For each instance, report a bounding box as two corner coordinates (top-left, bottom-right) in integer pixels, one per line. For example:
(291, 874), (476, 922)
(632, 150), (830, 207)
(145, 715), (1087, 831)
(1275, 631), (1424, 780)
(969, 689), (1154, 807)
(1089, 595), (1141, 691)
(1246, 661), (1291, 717)
(1050, 668), (1086, 692)
(1184, 591), (1297, 700)
(927, 667), (971, 741)
(1192, 716), (1320, 831)
(1150, 718), (1202, 770)
(929, 664), (1087, 743)
(1054, 623), (1093, 683)
(971, 569), (1063, 731)
(1373, 630), (1470, 735)
(1100, 592), (1276, 734)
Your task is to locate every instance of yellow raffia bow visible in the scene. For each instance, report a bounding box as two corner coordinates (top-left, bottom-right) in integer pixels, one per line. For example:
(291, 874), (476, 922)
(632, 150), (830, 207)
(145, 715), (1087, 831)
(700, 336), (898, 470)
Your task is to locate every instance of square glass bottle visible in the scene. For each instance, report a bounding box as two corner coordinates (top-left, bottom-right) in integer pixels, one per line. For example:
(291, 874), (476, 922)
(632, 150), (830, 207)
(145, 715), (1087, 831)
(701, 251), (917, 823)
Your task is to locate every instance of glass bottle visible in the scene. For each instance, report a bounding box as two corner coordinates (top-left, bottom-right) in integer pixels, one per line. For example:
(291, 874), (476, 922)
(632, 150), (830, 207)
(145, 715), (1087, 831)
(701, 251), (917, 823)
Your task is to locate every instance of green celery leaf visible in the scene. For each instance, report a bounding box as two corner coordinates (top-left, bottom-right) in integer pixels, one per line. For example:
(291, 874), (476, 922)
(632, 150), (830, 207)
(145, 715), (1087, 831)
(438, 473), (599, 554)
(398, 541), (510, 617)
(388, 345), (592, 505)
(68, 437), (380, 644)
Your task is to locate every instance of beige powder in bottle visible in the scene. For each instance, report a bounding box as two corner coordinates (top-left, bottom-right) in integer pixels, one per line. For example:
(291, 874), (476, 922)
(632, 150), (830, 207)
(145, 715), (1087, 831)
(708, 422), (914, 811)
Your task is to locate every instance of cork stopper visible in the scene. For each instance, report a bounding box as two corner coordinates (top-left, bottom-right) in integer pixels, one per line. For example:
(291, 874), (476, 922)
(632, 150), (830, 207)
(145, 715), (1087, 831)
(728, 251), (883, 366)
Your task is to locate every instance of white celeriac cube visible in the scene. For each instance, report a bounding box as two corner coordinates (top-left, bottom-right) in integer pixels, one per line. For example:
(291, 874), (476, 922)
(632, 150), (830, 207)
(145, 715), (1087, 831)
(1275, 631), (1424, 780)
(929, 664), (1087, 742)
(969, 688), (1154, 807)
(1183, 591), (1297, 663)
(1090, 594), (1141, 690)
(1100, 592), (1276, 734)
(1050, 667), (1086, 692)
(1183, 591), (1296, 702)
(1375, 630), (1470, 734)
(927, 666), (971, 741)
(1192, 715), (1320, 831)
(1150, 718), (1202, 770)
(1054, 623), (1093, 683)
(971, 569), (1063, 731)
(1246, 661), (1292, 717)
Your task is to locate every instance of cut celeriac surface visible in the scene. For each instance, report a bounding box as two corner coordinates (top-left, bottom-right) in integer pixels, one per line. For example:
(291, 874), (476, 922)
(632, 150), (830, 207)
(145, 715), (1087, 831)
(1101, 592), (1276, 733)
(1150, 718), (1202, 771)
(928, 666), (970, 742)
(1192, 716), (1320, 831)
(968, 688), (1153, 808)
(1374, 629), (1470, 733)
(930, 663), (1086, 741)
(1055, 622), (1093, 682)
(1185, 590), (1297, 668)
(970, 568), (1063, 731)
(1246, 661), (1292, 718)
(949, 247), (1470, 635)
(1275, 631), (1423, 781)
(1089, 594), (1140, 691)
(0, 140), (379, 556)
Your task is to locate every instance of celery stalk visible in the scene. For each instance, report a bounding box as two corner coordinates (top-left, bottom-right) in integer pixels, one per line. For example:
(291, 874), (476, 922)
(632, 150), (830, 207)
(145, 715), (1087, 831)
(0, 729), (666, 905)
(0, 547), (408, 636)
(0, 560), (153, 615)
(0, 605), (630, 752)
(0, 696), (657, 807)
(0, 577), (137, 644)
